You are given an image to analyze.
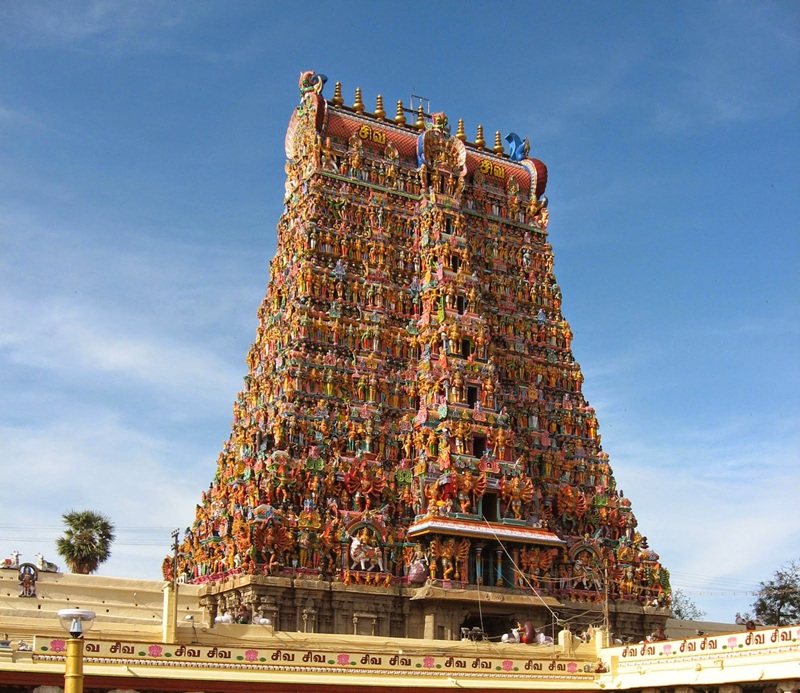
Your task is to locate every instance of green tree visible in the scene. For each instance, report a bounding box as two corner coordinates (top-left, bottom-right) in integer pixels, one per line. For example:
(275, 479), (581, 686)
(670, 588), (707, 621)
(752, 560), (800, 626)
(56, 510), (116, 574)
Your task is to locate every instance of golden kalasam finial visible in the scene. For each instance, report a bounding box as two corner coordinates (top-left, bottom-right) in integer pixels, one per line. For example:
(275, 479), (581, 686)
(332, 81), (344, 107)
(353, 87), (365, 114)
(374, 94), (386, 121)
(456, 119), (466, 141)
(475, 124), (486, 149)
(493, 130), (504, 155)
(394, 100), (407, 126)
(415, 105), (425, 131)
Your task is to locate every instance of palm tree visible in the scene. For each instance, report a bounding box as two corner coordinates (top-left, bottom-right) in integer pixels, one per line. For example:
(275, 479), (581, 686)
(56, 510), (116, 574)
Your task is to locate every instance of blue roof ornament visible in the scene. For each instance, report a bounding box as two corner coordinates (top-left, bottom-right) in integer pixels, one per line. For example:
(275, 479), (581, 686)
(505, 132), (530, 162)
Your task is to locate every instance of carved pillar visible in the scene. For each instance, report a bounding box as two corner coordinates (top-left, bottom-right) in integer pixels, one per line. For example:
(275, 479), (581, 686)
(495, 548), (503, 587)
(475, 544), (483, 585)
(301, 600), (318, 633)
(258, 596), (280, 631)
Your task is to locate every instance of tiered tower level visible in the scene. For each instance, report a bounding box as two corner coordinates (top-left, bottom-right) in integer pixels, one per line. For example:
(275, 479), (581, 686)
(172, 72), (670, 640)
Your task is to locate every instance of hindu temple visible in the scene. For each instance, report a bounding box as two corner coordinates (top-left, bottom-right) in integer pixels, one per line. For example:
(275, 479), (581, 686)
(169, 71), (671, 642)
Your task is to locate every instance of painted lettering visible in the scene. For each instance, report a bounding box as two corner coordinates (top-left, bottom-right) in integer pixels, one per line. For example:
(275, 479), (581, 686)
(745, 632), (767, 646)
(479, 159), (505, 178)
(270, 649), (295, 661)
(444, 657), (467, 668)
(110, 642), (134, 655)
(358, 125), (386, 146)
(85, 643), (99, 654)
(175, 645), (201, 658)
(303, 651), (325, 663)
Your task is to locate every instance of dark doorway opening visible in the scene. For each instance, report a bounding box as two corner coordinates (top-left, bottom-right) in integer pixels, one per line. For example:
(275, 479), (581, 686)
(481, 491), (498, 522)
(459, 614), (513, 642)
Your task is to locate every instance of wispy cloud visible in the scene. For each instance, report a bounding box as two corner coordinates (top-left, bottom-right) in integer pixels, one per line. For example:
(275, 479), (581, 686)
(0, 104), (46, 134)
(0, 1), (275, 64)
(0, 1), (191, 47)
(0, 217), (259, 427)
(649, 4), (800, 133)
(0, 412), (213, 577)
(607, 408), (800, 604)
(0, 294), (240, 398)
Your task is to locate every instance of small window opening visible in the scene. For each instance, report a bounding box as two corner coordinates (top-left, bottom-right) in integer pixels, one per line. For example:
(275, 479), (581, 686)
(481, 491), (498, 522)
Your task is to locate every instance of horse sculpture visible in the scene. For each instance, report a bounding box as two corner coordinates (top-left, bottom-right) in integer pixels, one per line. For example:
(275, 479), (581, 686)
(572, 556), (603, 592)
(349, 531), (384, 572)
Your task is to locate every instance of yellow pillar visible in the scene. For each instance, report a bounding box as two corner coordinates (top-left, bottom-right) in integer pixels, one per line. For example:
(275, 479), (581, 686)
(162, 582), (178, 643)
(63, 637), (84, 693)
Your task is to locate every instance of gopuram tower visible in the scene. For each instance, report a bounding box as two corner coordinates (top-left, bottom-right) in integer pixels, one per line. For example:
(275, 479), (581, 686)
(171, 72), (671, 641)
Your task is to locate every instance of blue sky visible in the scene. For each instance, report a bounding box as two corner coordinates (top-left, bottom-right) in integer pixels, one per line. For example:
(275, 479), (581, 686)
(1, 1), (798, 623)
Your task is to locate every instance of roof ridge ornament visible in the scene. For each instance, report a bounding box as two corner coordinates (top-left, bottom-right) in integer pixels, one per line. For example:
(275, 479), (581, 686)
(505, 132), (531, 161)
(298, 70), (327, 97)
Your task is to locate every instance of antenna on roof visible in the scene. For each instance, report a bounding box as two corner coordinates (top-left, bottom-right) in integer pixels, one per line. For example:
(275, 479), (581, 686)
(409, 94), (431, 114)
(406, 95), (432, 127)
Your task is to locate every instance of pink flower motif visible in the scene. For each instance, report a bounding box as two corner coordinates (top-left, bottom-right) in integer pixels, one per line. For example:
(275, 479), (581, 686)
(502, 659), (514, 671)
(727, 636), (738, 649)
(148, 645), (163, 657)
(663, 644), (672, 655)
(337, 653), (350, 665)
(422, 656), (435, 668)
(567, 662), (578, 673)
(49, 639), (66, 653)
(244, 649), (259, 662)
